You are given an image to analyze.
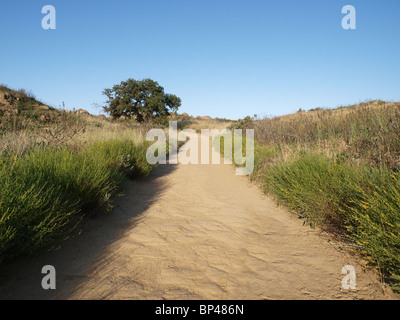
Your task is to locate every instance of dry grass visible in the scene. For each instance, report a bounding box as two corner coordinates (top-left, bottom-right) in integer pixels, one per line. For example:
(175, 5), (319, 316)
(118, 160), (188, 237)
(226, 100), (400, 290)
(180, 118), (233, 133)
(0, 110), (156, 156)
(0, 85), (161, 262)
(247, 101), (400, 170)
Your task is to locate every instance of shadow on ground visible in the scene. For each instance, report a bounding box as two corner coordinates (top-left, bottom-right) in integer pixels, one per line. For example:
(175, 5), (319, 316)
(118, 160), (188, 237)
(0, 163), (177, 300)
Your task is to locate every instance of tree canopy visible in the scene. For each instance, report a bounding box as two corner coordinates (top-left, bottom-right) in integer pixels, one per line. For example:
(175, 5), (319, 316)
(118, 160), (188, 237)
(102, 78), (181, 122)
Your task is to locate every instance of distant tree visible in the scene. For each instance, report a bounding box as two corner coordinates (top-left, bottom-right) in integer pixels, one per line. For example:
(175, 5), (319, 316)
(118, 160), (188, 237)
(102, 78), (181, 122)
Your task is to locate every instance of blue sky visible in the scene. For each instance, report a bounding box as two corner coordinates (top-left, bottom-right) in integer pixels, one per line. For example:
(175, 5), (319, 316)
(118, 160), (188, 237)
(0, 0), (399, 120)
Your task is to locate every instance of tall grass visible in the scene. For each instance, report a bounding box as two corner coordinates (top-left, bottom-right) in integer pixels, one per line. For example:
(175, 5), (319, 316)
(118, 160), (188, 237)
(0, 85), (170, 263)
(185, 119), (232, 133)
(0, 139), (154, 263)
(224, 101), (400, 290)
(265, 154), (400, 283)
(252, 102), (400, 169)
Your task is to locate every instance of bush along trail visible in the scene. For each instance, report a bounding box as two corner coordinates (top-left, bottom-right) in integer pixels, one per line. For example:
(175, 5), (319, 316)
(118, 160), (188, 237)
(0, 82), (399, 299)
(0, 139), (155, 263)
(0, 133), (397, 300)
(224, 101), (400, 293)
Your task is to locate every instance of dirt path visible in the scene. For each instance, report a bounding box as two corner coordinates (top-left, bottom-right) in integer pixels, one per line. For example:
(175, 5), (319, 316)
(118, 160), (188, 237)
(0, 134), (396, 300)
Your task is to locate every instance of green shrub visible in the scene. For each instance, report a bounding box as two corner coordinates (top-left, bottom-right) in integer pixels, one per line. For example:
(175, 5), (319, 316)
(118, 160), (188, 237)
(346, 171), (400, 280)
(0, 139), (155, 262)
(263, 153), (400, 286)
(216, 130), (400, 288)
(264, 153), (360, 229)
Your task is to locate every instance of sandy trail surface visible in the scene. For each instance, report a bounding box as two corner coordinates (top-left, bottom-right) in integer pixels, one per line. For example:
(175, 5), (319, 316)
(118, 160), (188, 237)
(0, 134), (396, 300)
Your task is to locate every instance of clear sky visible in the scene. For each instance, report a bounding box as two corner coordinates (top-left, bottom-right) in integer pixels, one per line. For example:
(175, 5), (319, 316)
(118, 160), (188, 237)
(0, 0), (399, 120)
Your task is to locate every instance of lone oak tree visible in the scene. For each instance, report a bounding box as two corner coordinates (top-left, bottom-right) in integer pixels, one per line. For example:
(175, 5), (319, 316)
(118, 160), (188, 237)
(102, 78), (181, 122)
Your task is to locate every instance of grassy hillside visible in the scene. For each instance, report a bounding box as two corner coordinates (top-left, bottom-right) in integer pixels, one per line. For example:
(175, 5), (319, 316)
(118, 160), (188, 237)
(224, 100), (400, 292)
(0, 86), (160, 263)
